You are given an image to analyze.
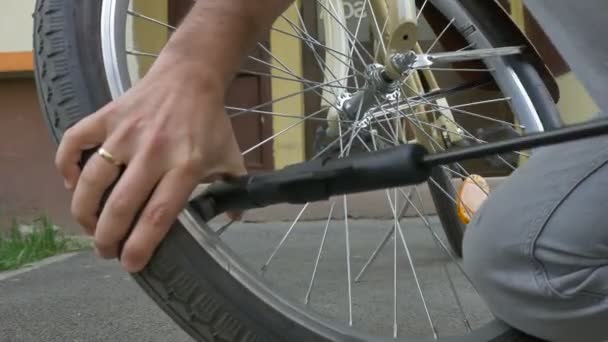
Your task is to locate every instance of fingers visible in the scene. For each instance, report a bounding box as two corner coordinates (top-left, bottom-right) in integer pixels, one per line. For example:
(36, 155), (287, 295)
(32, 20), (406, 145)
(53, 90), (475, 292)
(94, 155), (163, 259)
(56, 115), (106, 190)
(120, 166), (199, 273)
(71, 150), (122, 235)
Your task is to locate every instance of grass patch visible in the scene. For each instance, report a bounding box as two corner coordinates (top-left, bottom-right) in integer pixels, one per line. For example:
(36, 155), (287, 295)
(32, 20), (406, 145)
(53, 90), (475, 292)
(0, 216), (84, 272)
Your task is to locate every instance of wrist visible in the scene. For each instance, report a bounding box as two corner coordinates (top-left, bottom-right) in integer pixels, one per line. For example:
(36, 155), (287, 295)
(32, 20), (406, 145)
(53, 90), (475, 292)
(149, 50), (227, 97)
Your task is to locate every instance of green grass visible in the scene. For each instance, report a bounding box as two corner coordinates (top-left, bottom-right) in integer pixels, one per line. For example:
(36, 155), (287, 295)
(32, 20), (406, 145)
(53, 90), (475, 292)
(0, 216), (83, 272)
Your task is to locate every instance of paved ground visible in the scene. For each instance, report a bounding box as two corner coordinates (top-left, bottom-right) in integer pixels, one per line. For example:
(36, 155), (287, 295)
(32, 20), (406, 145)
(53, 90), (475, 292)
(0, 219), (493, 341)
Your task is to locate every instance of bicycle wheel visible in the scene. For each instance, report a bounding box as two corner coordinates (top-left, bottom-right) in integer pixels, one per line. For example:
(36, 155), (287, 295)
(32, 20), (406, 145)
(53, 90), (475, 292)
(34, 0), (556, 340)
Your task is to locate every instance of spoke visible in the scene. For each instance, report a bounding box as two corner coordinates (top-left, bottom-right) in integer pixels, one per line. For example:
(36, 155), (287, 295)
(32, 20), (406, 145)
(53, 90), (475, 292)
(316, 0), (374, 63)
(239, 69), (358, 91)
(410, 101), (522, 129)
(249, 52), (340, 86)
(280, 15), (368, 82)
(247, 54), (359, 124)
(416, 77), (494, 101)
(400, 91), (443, 153)
(258, 41), (338, 89)
(356, 229), (392, 282)
(375, 106), (502, 149)
(230, 70), (352, 118)
(215, 220), (236, 236)
(283, 8), (368, 85)
(444, 264), (472, 332)
(428, 46), (524, 64)
(392, 95), (515, 202)
(343, 94), (369, 156)
(321, 0), (373, 65)
(427, 177), (459, 206)
(270, 27), (353, 60)
(225, 106), (348, 123)
(373, 16), (390, 72)
(260, 203), (310, 273)
(304, 202), (335, 305)
(440, 166), (490, 199)
(336, 102), (353, 327)
(383, 97), (528, 169)
(359, 127), (400, 146)
(422, 105), (525, 168)
(271, 23), (340, 95)
(355, 133), (372, 152)
(457, 42), (476, 52)
(363, 77), (495, 118)
(403, 83), (524, 129)
(409, 184), (475, 330)
(311, 126), (356, 161)
(392, 189), (398, 338)
(127, 10), (176, 30)
(343, 195), (353, 326)
(353, 190), (413, 283)
(372, 95), (400, 143)
(396, 94), (525, 169)
(426, 18), (455, 54)
(448, 97), (512, 108)
(242, 107), (327, 156)
(417, 67), (494, 72)
(385, 191), (438, 339)
(126, 50), (159, 58)
(367, 0), (388, 57)
(401, 188), (467, 270)
(417, 0), (430, 20)
(350, 0), (369, 60)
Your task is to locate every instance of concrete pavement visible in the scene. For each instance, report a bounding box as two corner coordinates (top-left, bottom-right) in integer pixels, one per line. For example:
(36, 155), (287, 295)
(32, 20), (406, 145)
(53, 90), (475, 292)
(0, 219), (493, 341)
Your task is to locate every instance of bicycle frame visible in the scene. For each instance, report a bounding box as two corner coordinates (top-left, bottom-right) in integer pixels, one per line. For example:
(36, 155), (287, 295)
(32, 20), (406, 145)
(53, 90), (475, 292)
(321, 0), (460, 147)
(320, 0), (564, 154)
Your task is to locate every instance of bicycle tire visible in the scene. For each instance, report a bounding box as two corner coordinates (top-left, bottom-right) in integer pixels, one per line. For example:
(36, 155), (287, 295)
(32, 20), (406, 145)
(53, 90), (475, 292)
(33, 0), (549, 340)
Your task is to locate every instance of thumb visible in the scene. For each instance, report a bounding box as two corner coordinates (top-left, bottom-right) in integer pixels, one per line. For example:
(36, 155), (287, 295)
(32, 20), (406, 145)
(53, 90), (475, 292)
(203, 157), (248, 222)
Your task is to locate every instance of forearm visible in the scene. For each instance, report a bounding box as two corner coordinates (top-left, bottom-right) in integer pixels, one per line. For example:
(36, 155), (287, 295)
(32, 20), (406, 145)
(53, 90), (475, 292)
(152, 0), (294, 90)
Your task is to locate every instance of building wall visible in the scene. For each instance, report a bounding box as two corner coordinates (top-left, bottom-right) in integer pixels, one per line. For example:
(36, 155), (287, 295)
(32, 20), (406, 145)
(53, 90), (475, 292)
(509, 0), (599, 124)
(0, 79), (74, 231)
(556, 73), (599, 124)
(270, 2), (306, 168)
(0, 0), (35, 52)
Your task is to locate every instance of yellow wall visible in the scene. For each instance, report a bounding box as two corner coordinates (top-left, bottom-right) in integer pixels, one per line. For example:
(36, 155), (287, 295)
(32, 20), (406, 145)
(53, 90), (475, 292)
(130, 0), (169, 80)
(0, 0), (35, 52)
(556, 73), (599, 124)
(270, 2), (306, 169)
(507, 0), (599, 124)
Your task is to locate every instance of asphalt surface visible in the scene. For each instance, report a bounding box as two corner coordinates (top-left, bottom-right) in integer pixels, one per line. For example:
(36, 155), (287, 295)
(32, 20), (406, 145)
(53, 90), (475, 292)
(0, 219), (493, 341)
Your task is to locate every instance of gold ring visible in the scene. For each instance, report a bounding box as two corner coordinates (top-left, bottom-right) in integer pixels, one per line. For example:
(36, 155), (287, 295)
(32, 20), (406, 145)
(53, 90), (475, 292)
(97, 148), (122, 166)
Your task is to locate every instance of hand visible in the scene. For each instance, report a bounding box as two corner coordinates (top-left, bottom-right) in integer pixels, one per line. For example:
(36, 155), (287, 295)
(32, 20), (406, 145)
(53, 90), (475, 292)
(55, 61), (246, 272)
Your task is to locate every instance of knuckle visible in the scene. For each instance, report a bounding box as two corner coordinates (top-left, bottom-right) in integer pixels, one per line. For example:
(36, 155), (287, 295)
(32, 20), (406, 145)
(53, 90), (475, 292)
(141, 202), (172, 228)
(122, 242), (150, 271)
(180, 159), (204, 178)
(71, 204), (94, 233)
(119, 117), (140, 137)
(62, 126), (79, 142)
(94, 240), (117, 259)
(78, 169), (96, 186)
(106, 196), (133, 219)
(54, 153), (65, 171)
(145, 131), (170, 154)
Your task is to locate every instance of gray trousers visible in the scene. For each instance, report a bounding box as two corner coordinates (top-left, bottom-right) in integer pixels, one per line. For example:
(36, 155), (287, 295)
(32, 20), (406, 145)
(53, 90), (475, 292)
(464, 136), (608, 342)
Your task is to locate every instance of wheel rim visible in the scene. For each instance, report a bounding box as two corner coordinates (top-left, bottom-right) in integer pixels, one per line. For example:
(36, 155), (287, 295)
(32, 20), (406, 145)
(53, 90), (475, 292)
(100, 0), (545, 339)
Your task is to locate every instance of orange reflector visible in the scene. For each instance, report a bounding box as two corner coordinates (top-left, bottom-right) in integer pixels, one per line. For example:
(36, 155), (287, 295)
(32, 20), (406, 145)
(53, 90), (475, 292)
(457, 175), (490, 224)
